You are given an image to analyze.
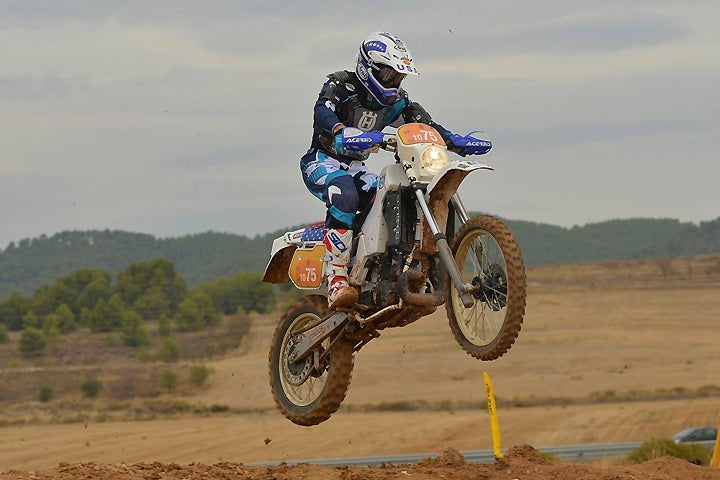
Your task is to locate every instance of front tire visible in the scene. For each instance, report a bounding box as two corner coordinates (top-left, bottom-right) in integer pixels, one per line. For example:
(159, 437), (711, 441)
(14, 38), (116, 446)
(268, 295), (354, 426)
(446, 215), (526, 360)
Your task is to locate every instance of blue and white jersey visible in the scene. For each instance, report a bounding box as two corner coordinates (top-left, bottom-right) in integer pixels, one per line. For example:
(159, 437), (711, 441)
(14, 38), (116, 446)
(310, 70), (452, 163)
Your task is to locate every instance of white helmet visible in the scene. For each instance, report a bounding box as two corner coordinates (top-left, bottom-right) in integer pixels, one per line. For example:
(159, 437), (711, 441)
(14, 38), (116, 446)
(356, 32), (419, 106)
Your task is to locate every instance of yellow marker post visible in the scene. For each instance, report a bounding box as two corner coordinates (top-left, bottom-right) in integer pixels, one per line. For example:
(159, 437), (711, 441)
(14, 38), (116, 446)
(711, 409), (720, 468)
(484, 371), (503, 460)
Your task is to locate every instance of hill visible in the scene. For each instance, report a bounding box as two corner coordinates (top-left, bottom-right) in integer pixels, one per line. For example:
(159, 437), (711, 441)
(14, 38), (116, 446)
(0, 229), (282, 298)
(0, 217), (719, 298)
(507, 217), (720, 264)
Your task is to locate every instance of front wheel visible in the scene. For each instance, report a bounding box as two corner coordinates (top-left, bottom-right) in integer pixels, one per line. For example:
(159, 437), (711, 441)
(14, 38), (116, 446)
(268, 295), (354, 426)
(446, 215), (526, 360)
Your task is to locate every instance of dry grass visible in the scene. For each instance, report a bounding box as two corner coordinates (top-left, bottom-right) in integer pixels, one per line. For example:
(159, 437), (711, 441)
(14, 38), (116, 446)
(0, 314), (251, 405)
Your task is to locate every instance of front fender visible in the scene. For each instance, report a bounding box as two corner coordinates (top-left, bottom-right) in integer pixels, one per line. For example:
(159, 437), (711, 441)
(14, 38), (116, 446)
(420, 161), (493, 255)
(426, 160), (493, 195)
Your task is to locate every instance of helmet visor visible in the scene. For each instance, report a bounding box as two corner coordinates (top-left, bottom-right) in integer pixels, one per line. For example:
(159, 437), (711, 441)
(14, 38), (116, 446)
(375, 65), (406, 88)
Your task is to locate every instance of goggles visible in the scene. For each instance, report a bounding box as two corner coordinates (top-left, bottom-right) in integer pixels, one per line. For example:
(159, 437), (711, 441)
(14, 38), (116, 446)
(375, 64), (406, 89)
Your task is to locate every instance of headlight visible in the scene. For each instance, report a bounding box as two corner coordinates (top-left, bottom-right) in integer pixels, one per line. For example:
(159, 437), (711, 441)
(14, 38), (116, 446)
(420, 145), (448, 174)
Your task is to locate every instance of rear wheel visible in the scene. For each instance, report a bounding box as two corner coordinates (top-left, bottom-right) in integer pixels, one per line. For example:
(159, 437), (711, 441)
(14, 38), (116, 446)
(446, 215), (526, 360)
(268, 295), (354, 426)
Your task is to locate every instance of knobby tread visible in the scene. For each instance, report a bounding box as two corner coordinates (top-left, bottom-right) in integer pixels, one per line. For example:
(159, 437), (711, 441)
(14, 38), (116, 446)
(446, 215), (526, 360)
(268, 294), (354, 426)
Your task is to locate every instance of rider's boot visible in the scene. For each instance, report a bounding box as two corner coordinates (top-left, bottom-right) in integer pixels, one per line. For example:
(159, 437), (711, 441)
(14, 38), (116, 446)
(323, 228), (358, 310)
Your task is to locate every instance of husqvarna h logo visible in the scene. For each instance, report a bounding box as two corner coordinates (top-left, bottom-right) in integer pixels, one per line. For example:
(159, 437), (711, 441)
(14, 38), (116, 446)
(328, 231), (348, 252)
(358, 110), (378, 131)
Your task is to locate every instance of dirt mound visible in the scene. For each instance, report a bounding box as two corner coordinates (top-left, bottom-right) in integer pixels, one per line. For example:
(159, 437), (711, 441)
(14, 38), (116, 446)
(504, 444), (548, 464)
(3, 446), (719, 480)
(435, 447), (466, 466)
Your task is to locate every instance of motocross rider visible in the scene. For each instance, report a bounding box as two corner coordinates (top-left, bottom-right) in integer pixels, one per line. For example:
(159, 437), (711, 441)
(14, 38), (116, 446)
(300, 31), (490, 310)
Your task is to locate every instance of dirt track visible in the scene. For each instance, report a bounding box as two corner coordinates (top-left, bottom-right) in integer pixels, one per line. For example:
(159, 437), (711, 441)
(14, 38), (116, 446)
(3, 445), (720, 480)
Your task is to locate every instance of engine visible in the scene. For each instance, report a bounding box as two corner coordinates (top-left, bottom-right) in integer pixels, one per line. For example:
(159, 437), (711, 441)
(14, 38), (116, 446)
(357, 186), (419, 310)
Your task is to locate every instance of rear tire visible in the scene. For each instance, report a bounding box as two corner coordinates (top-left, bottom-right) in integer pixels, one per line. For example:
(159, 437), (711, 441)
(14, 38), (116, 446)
(446, 215), (526, 360)
(268, 295), (354, 426)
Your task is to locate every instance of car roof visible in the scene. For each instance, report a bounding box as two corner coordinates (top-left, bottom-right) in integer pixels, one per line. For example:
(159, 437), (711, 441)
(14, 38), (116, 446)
(673, 426), (717, 438)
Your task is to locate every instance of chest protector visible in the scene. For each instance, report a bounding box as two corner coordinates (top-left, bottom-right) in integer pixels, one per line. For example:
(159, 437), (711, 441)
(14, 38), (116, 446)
(319, 71), (405, 161)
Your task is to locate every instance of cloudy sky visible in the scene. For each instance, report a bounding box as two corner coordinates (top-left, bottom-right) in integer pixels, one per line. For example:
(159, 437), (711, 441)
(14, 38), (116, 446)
(1, 1), (718, 249)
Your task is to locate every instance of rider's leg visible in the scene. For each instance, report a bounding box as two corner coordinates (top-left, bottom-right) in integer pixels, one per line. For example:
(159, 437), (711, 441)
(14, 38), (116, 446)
(300, 149), (359, 309)
(322, 227), (357, 309)
(350, 165), (378, 230)
(323, 174), (359, 309)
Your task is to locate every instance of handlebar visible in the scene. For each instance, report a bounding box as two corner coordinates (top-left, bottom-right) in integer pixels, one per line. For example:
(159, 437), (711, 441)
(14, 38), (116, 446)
(376, 135), (461, 154)
(378, 136), (397, 152)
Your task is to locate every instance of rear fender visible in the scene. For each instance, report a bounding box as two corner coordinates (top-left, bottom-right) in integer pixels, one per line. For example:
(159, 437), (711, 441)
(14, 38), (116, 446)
(262, 236), (297, 284)
(262, 225), (327, 285)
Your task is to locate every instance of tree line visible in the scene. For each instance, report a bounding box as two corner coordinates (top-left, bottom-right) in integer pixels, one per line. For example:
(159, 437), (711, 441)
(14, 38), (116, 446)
(505, 216), (720, 265)
(0, 229), (279, 298)
(0, 258), (274, 356)
(1, 217), (719, 299)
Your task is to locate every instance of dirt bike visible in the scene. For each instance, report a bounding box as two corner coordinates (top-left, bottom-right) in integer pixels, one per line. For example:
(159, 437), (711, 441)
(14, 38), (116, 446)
(262, 123), (526, 426)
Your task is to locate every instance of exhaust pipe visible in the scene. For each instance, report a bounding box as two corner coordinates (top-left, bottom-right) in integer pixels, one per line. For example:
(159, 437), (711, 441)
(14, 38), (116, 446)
(397, 257), (446, 307)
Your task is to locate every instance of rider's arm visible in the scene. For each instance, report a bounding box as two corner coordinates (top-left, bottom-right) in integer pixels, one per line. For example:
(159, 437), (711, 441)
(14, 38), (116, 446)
(388, 96), (454, 142)
(400, 101), (454, 140)
(314, 79), (347, 136)
(396, 94), (490, 156)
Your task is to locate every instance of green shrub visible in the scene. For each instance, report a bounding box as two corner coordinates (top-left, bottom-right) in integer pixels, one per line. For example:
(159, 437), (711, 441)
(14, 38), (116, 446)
(121, 311), (150, 347)
(137, 346), (151, 362)
(174, 290), (220, 332)
(38, 385), (54, 402)
(540, 452), (562, 463)
(53, 304), (77, 333)
(133, 289), (171, 320)
(0, 324), (8, 344)
(189, 364), (211, 386)
(19, 327), (47, 357)
(81, 378), (103, 398)
(41, 315), (60, 339)
(160, 369), (179, 392)
(88, 295), (125, 332)
(627, 438), (711, 465)
(156, 337), (179, 362)
(174, 298), (202, 332)
(157, 315), (171, 336)
(22, 311), (40, 329)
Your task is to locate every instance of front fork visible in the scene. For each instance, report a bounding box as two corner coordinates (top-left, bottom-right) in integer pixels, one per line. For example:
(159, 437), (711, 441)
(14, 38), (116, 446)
(451, 193), (471, 224)
(414, 189), (475, 308)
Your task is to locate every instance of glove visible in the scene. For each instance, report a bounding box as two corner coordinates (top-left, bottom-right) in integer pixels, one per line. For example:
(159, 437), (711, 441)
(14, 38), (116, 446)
(447, 132), (492, 156)
(335, 127), (384, 152)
